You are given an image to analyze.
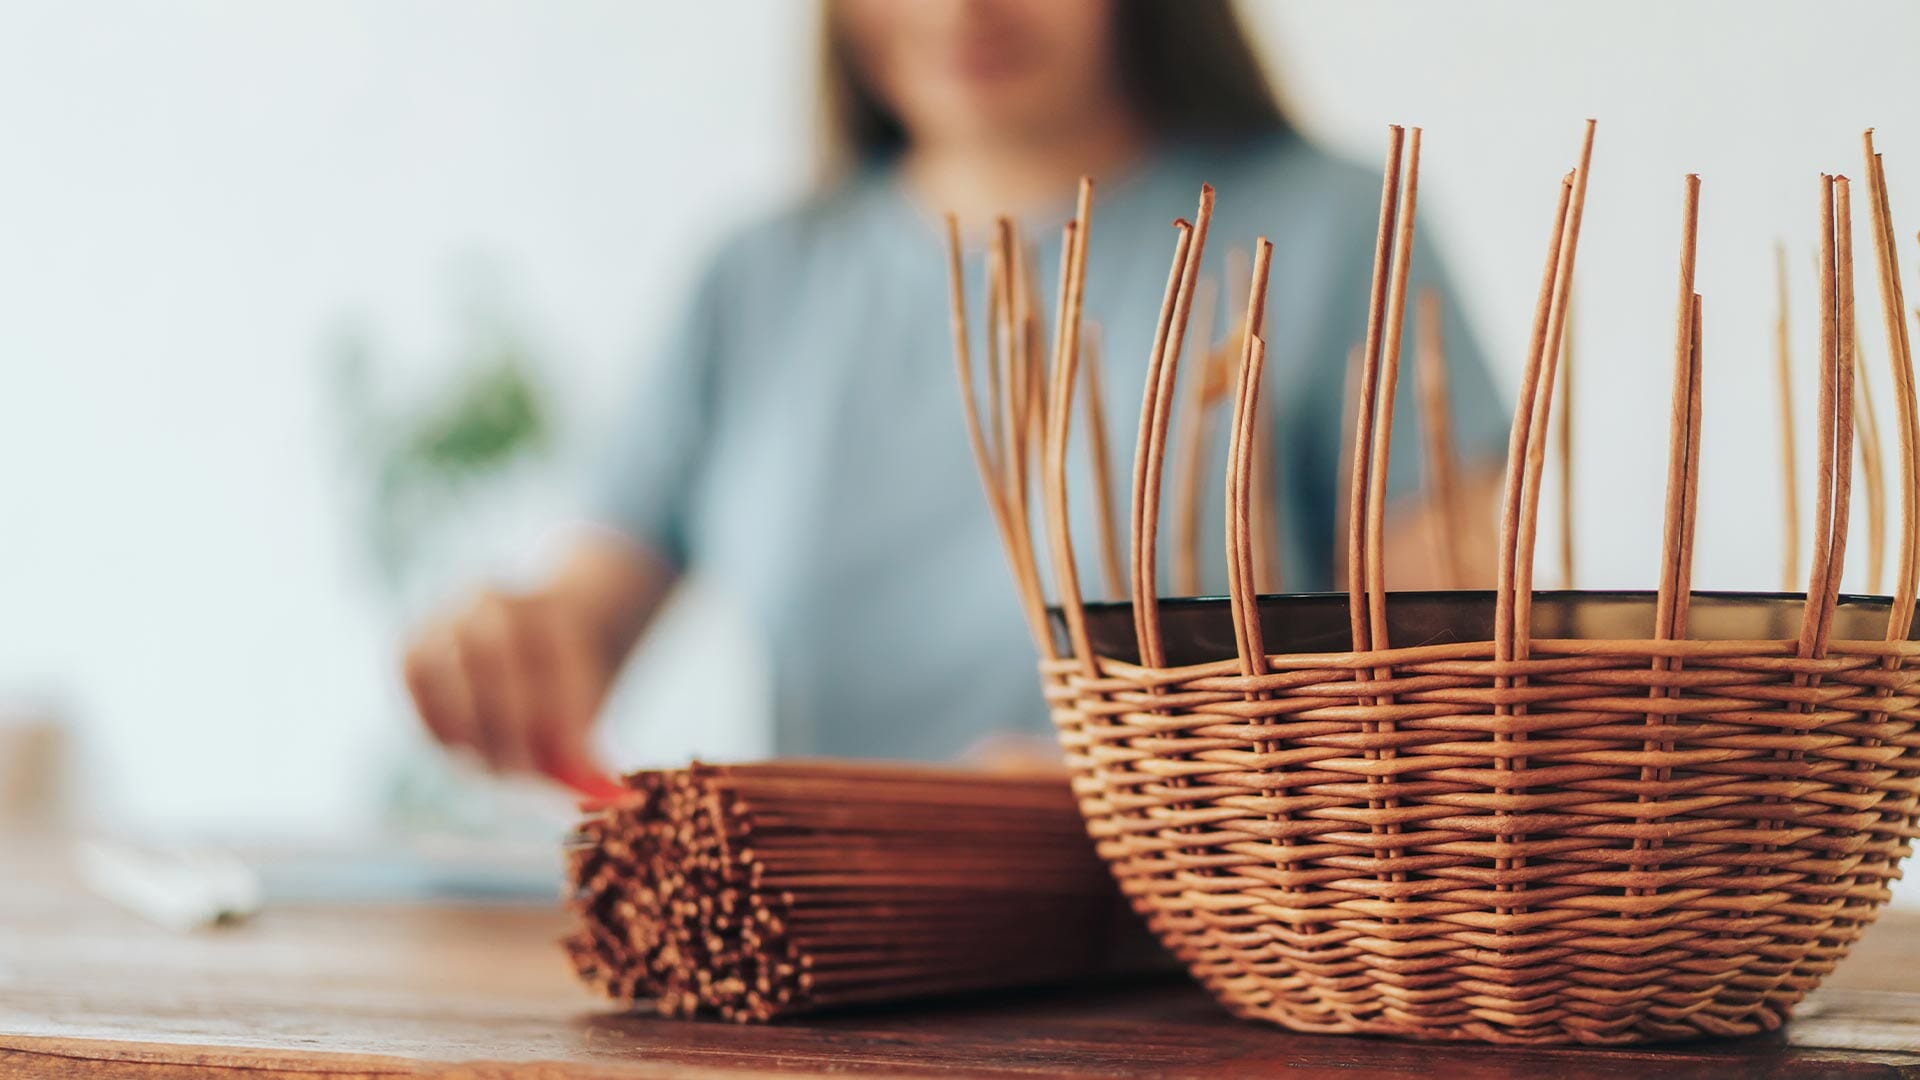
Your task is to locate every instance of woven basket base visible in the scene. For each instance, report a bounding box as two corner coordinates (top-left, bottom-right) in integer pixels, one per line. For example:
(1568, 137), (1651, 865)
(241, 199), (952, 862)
(1211, 991), (1792, 1046)
(1123, 898), (1825, 1044)
(1044, 597), (1920, 1045)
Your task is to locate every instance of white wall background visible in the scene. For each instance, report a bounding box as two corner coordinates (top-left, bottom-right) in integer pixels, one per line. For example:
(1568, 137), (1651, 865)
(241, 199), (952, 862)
(1247, 0), (1920, 600)
(2, 0), (1918, 888)
(0, 0), (811, 835)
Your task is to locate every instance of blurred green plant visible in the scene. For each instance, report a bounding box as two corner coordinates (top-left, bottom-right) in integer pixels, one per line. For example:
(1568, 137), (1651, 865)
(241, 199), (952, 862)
(329, 314), (553, 595)
(325, 292), (576, 836)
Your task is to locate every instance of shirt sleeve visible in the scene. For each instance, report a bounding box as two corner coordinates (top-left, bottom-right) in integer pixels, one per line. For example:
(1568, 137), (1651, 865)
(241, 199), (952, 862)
(585, 252), (730, 571)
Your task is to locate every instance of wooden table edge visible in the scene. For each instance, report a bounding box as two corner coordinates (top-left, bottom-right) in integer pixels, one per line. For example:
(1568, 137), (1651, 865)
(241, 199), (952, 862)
(0, 1033), (912, 1080)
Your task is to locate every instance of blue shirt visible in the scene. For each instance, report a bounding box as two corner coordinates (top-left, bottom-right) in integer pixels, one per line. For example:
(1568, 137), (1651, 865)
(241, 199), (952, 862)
(592, 133), (1509, 759)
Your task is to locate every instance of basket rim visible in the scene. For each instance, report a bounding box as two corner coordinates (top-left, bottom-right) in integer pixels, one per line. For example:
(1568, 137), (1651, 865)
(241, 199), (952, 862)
(1056, 587), (1899, 617)
(1052, 589), (1915, 666)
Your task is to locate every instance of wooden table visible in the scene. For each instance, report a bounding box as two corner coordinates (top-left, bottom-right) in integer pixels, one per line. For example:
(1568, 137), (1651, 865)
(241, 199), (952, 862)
(6, 849), (1920, 1079)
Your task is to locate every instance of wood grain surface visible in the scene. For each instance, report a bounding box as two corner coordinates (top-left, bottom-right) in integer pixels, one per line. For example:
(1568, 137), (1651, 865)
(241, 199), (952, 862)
(4, 841), (1919, 1079)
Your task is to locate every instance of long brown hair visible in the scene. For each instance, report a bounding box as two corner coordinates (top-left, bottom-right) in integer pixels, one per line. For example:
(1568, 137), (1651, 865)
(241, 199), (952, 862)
(818, 0), (1290, 175)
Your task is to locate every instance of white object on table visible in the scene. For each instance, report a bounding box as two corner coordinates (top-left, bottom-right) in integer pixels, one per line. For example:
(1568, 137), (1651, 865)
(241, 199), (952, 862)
(75, 839), (263, 930)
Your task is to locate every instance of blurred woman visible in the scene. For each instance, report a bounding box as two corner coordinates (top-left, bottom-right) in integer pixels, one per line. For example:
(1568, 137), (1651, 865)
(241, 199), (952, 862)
(403, 0), (1508, 793)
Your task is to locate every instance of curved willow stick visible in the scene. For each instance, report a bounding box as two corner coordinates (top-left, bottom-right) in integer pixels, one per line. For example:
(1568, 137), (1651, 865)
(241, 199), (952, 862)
(1080, 325), (1126, 601)
(1415, 288), (1464, 587)
(1042, 181), (1096, 672)
(1516, 119), (1597, 649)
(1128, 188), (1213, 668)
(943, 217), (1050, 654)
(1777, 244), (1802, 592)
(1346, 126), (1406, 653)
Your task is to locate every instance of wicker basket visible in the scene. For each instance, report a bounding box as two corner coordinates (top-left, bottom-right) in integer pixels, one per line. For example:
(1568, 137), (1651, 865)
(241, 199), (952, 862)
(944, 126), (1920, 1043)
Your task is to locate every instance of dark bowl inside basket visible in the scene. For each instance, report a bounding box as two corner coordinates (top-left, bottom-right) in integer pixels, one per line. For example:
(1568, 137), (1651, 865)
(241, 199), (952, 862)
(1052, 590), (1912, 668)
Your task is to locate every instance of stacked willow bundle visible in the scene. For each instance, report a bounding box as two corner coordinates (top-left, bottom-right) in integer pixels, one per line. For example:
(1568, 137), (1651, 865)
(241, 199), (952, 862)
(944, 123), (1920, 1044)
(563, 761), (1125, 1022)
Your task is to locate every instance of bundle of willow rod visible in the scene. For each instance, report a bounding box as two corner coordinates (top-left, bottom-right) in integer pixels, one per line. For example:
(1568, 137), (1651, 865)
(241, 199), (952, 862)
(562, 761), (1125, 1022)
(944, 122), (1920, 1045)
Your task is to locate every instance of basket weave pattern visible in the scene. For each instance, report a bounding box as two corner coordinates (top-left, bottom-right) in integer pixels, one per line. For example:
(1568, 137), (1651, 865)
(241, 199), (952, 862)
(1041, 637), (1920, 1043)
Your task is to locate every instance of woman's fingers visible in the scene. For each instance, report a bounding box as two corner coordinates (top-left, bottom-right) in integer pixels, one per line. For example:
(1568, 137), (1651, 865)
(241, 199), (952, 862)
(403, 619), (479, 755)
(455, 591), (537, 773)
(403, 587), (620, 792)
(517, 595), (613, 787)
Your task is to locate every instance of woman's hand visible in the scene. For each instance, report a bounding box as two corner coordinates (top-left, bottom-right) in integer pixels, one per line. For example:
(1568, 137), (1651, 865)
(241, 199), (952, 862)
(403, 589), (619, 794)
(401, 534), (675, 798)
